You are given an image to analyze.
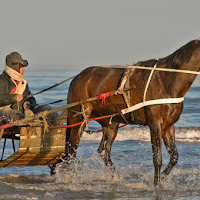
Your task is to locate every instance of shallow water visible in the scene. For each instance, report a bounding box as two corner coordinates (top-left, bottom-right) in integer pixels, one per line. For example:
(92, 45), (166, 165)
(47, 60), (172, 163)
(1, 69), (200, 200)
(1, 141), (200, 200)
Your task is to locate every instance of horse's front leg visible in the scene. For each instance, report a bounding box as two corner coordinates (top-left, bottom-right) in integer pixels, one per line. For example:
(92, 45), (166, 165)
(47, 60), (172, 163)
(98, 130), (106, 154)
(149, 122), (163, 186)
(53, 125), (83, 182)
(65, 103), (92, 157)
(65, 125), (81, 160)
(162, 124), (178, 177)
(98, 120), (119, 170)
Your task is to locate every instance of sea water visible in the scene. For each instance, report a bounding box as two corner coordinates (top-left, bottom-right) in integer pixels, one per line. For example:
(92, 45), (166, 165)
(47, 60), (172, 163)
(1, 69), (200, 200)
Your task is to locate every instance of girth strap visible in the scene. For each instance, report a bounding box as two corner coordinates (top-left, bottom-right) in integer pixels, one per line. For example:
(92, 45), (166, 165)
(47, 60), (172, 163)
(121, 97), (184, 114)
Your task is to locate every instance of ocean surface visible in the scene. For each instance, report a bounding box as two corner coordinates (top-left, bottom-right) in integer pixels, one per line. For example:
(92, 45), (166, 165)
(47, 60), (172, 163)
(1, 69), (200, 200)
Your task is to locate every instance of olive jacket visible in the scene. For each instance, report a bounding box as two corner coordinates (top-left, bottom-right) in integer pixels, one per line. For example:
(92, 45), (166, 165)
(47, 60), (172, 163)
(0, 71), (36, 113)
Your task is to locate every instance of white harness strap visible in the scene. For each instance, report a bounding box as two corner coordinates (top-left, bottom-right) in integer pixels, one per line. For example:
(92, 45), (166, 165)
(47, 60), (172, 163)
(102, 64), (185, 116)
(143, 63), (157, 102)
(121, 97), (184, 114)
(121, 63), (185, 115)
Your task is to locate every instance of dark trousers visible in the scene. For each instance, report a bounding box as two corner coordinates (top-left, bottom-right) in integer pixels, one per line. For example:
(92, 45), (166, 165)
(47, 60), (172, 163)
(0, 105), (58, 125)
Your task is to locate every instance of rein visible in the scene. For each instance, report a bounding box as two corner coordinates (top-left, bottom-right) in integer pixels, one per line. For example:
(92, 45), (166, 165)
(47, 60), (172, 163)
(24, 65), (200, 105)
(25, 65), (198, 110)
(120, 65), (200, 75)
(24, 75), (75, 101)
(0, 64), (198, 131)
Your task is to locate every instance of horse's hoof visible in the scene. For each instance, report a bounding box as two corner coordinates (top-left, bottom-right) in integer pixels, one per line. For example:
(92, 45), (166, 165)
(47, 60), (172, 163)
(161, 174), (167, 181)
(50, 167), (56, 175)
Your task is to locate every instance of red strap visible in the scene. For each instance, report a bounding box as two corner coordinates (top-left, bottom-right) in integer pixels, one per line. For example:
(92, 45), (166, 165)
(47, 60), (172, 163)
(48, 115), (111, 129)
(96, 124), (127, 132)
(0, 122), (15, 130)
(98, 91), (112, 107)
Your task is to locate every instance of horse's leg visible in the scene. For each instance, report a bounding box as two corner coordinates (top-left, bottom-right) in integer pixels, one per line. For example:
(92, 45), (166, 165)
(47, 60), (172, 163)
(97, 120), (119, 169)
(50, 105), (91, 175)
(149, 122), (163, 186)
(98, 130), (106, 154)
(97, 119), (110, 154)
(65, 103), (92, 160)
(162, 124), (178, 177)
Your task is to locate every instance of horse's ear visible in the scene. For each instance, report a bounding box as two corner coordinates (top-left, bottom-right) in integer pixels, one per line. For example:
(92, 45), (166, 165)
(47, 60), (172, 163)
(133, 61), (142, 66)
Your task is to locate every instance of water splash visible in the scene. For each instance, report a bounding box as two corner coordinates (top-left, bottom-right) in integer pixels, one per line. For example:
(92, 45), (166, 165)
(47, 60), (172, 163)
(1, 161), (200, 199)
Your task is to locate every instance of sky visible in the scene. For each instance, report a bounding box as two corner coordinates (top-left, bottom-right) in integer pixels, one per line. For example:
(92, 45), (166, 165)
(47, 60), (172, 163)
(0, 0), (200, 70)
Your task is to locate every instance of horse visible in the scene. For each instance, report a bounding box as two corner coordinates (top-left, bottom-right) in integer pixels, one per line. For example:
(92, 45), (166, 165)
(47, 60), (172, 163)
(63, 39), (200, 186)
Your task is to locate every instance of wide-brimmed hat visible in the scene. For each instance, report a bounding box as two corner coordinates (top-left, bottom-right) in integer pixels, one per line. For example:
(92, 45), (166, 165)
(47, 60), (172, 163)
(6, 52), (28, 72)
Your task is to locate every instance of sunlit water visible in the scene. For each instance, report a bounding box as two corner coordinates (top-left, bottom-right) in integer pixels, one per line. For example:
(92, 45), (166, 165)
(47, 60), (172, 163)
(1, 69), (200, 200)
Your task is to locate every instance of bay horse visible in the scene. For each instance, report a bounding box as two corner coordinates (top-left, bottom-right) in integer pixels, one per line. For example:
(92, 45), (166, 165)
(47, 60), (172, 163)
(64, 40), (200, 186)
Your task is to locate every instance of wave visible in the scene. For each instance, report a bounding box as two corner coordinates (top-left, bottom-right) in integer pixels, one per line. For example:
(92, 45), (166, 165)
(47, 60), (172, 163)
(81, 127), (200, 143)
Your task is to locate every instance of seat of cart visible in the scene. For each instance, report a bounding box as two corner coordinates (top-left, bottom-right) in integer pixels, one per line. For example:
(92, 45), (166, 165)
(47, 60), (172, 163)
(0, 119), (66, 168)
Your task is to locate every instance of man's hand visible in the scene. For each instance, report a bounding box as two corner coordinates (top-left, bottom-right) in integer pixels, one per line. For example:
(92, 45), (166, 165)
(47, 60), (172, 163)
(23, 101), (31, 110)
(13, 94), (23, 102)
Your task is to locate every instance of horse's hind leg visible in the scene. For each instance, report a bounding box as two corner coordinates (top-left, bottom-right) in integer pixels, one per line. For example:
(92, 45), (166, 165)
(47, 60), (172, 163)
(97, 120), (119, 169)
(162, 124), (178, 177)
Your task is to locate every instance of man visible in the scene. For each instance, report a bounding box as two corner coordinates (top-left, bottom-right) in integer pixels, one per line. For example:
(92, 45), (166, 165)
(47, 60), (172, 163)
(0, 52), (56, 125)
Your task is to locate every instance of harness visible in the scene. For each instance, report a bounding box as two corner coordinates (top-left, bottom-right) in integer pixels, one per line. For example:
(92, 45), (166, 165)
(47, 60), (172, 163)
(117, 68), (135, 121)
(116, 64), (184, 120)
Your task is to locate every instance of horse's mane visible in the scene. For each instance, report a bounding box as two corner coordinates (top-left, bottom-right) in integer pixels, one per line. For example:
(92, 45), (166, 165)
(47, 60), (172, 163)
(133, 59), (158, 90)
(134, 59), (158, 68)
(135, 40), (200, 91)
(158, 39), (199, 69)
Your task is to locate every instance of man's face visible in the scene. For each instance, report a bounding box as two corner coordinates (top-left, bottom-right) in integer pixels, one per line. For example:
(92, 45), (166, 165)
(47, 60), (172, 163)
(20, 67), (25, 76)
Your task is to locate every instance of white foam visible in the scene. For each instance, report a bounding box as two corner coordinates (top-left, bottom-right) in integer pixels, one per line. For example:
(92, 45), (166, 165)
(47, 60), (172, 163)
(81, 127), (200, 142)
